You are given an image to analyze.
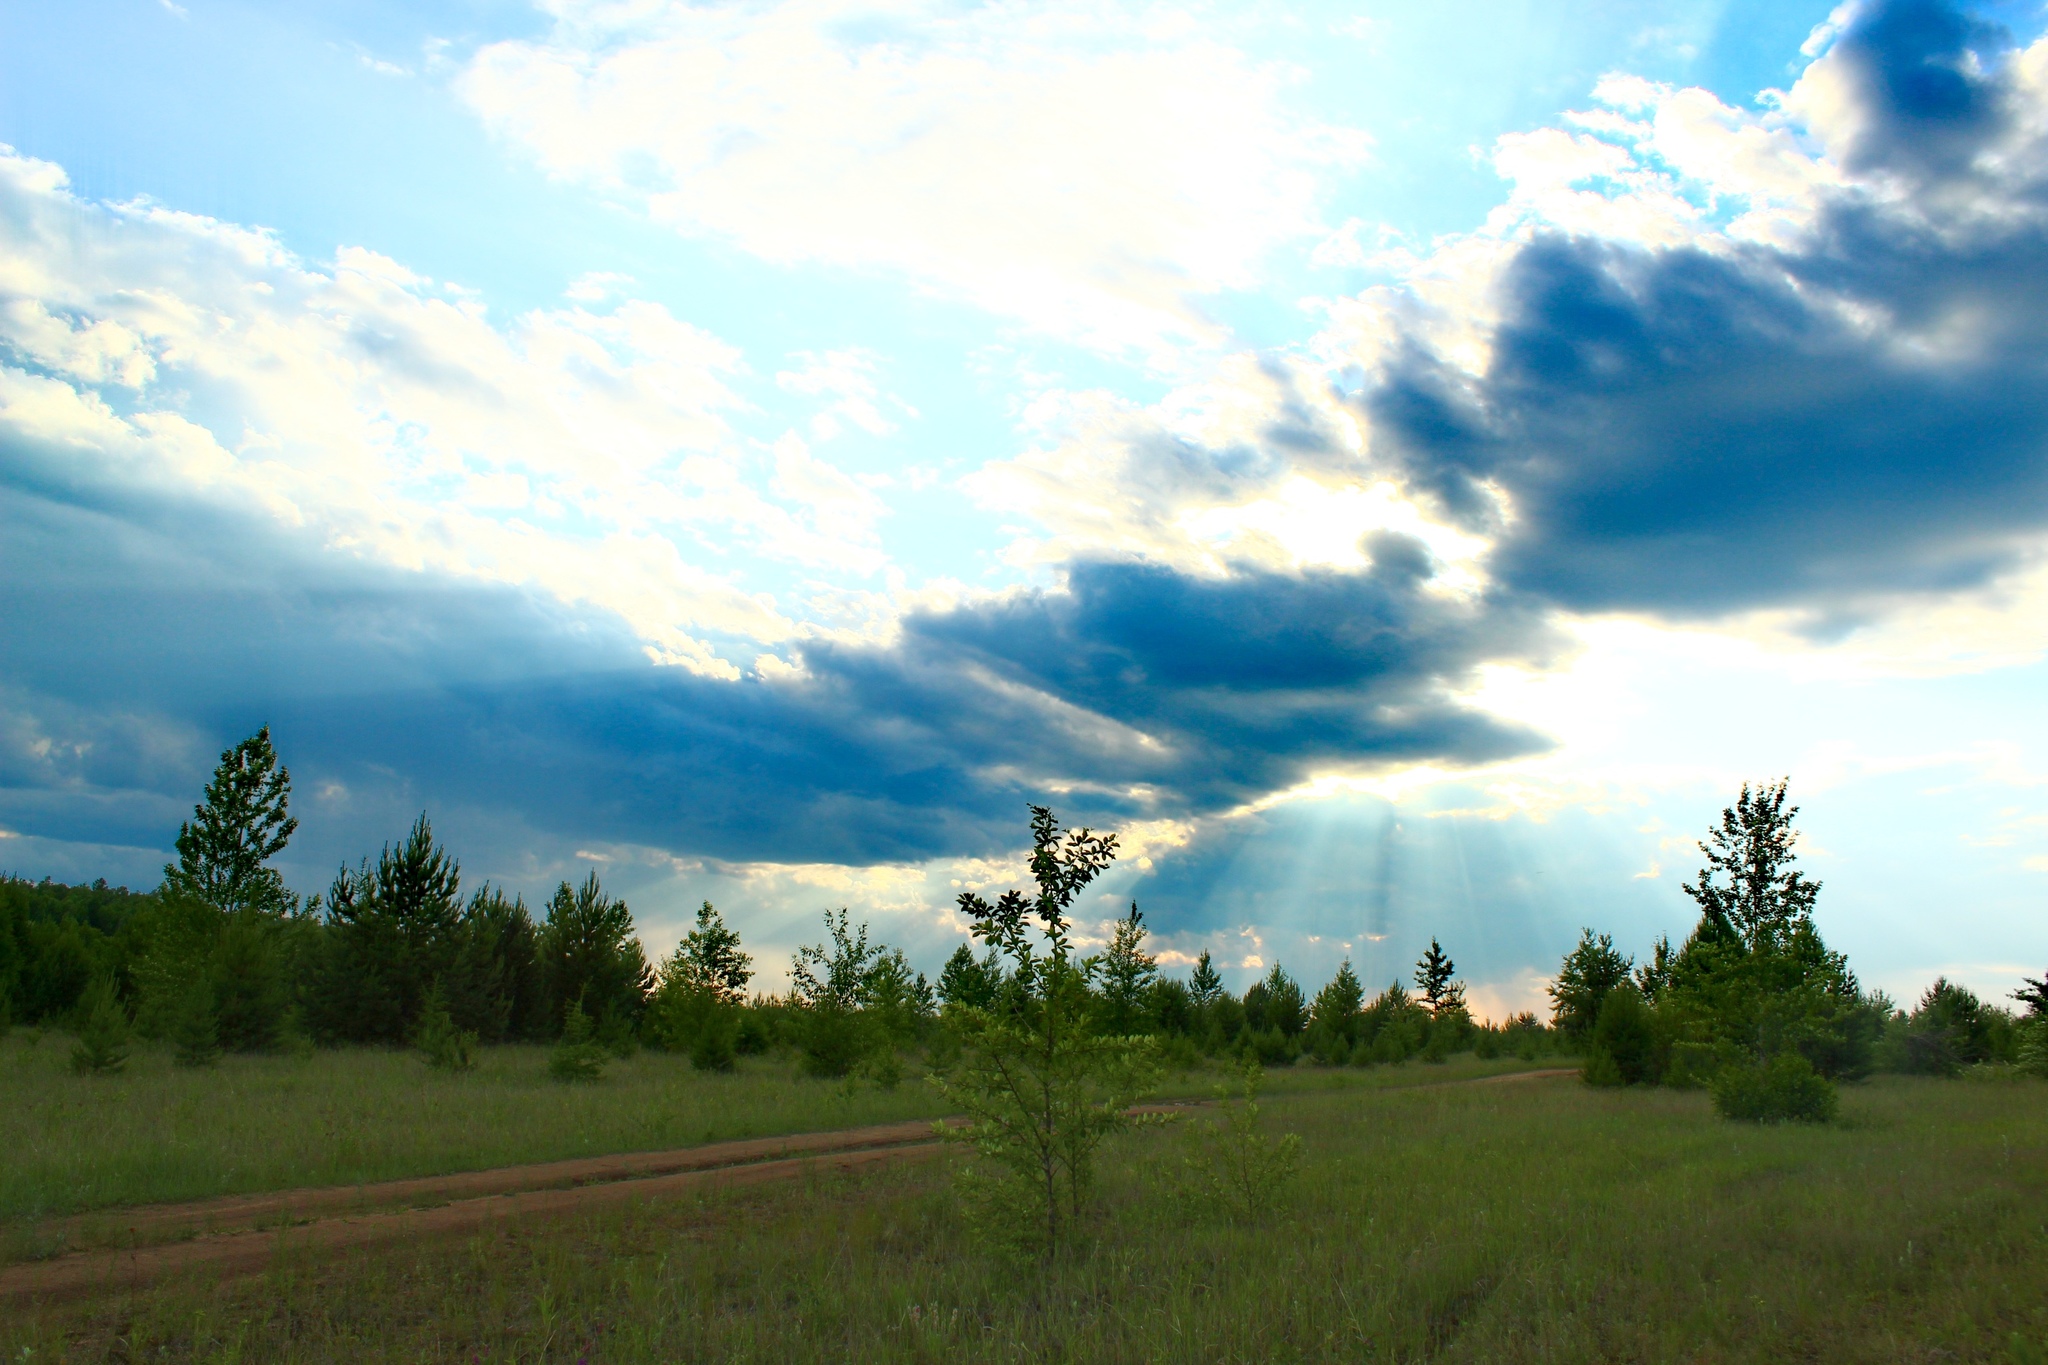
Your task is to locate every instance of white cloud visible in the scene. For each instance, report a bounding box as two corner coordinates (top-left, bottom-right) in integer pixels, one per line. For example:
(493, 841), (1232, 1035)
(458, 0), (1368, 356)
(775, 348), (914, 440)
(0, 148), (903, 676)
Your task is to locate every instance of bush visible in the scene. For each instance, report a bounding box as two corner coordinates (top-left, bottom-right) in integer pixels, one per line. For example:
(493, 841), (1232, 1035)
(169, 978), (221, 1069)
(689, 1010), (738, 1073)
(1178, 1061), (1301, 1223)
(796, 1000), (878, 1079)
(1584, 985), (1662, 1086)
(69, 974), (129, 1076)
(548, 999), (608, 1083)
(415, 987), (478, 1072)
(2017, 1018), (2048, 1079)
(1711, 1052), (1838, 1123)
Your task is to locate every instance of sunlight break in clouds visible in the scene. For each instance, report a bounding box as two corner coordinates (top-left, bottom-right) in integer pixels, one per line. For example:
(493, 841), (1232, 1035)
(460, 0), (1369, 357)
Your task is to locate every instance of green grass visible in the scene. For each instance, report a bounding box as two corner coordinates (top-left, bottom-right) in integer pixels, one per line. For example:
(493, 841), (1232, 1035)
(0, 1032), (950, 1219)
(10, 1072), (2045, 1362)
(0, 1028), (1552, 1220)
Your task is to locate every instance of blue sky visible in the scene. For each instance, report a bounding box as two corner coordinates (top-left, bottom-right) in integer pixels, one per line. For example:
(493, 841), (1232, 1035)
(3, 0), (2047, 1014)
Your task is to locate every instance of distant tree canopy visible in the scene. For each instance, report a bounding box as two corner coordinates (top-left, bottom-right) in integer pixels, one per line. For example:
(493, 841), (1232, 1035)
(16, 741), (2010, 1110)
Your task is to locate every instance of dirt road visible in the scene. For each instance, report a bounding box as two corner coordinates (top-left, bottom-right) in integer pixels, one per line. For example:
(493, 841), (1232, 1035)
(2, 1065), (1577, 1304)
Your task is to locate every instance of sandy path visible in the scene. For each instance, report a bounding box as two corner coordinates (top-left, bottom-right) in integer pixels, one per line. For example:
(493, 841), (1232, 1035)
(2, 1066), (1577, 1304)
(3, 1142), (944, 1303)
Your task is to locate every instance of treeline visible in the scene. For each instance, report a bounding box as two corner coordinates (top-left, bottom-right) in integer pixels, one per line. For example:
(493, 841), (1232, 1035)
(4, 729), (1566, 1077)
(1551, 780), (2048, 1120)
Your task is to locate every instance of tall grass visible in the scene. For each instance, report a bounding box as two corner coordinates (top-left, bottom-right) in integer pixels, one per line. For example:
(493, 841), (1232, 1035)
(10, 1074), (2044, 1361)
(0, 1032), (945, 1218)
(0, 1029), (1544, 1219)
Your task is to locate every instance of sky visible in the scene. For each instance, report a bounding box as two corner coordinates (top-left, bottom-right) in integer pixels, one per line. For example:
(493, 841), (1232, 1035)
(3, 0), (2047, 1015)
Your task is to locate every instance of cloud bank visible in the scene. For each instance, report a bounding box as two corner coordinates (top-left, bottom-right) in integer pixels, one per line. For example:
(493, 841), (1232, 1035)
(7, 0), (2048, 903)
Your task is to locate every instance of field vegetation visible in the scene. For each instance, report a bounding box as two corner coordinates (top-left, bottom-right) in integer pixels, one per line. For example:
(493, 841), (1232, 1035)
(4, 1071), (2043, 1362)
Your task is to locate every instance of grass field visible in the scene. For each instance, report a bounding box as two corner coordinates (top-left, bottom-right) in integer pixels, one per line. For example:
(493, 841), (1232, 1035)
(6, 1068), (2044, 1362)
(0, 1029), (1548, 1221)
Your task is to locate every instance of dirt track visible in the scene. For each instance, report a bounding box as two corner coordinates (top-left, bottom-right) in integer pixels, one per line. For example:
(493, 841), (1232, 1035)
(1, 1066), (1577, 1304)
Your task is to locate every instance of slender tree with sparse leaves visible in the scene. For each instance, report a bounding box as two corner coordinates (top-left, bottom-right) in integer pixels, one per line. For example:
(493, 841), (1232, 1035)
(933, 806), (1161, 1257)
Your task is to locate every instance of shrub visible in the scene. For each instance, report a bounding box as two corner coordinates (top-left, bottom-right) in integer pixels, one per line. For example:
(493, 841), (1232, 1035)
(548, 998), (608, 1083)
(415, 987), (478, 1072)
(169, 978), (221, 1069)
(1245, 1025), (1295, 1068)
(934, 805), (1160, 1256)
(689, 1007), (738, 1073)
(796, 999), (877, 1079)
(1711, 1052), (1838, 1123)
(1179, 1061), (1301, 1223)
(69, 974), (129, 1076)
(1584, 985), (1662, 1086)
(2017, 1018), (2048, 1079)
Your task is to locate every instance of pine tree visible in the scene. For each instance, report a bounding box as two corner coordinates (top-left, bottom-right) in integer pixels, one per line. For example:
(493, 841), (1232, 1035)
(309, 814), (463, 1043)
(415, 985), (477, 1072)
(1682, 779), (1819, 949)
(1414, 938), (1464, 1017)
(1189, 950), (1224, 1007)
(162, 727), (298, 915)
(70, 974), (129, 1075)
(938, 943), (1004, 1011)
(1310, 960), (1364, 1038)
(1549, 929), (1633, 1036)
(543, 872), (651, 1039)
(548, 996), (607, 1082)
(169, 977), (221, 1068)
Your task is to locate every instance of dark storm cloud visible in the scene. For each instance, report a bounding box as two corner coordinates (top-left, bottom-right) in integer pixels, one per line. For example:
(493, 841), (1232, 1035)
(0, 469), (1549, 868)
(1369, 0), (2048, 622)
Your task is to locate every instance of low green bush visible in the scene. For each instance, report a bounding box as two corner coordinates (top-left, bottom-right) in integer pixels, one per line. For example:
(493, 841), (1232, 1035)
(548, 1000), (608, 1083)
(69, 975), (129, 1077)
(1583, 985), (1662, 1087)
(415, 989), (478, 1073)
(1710, 1052), (1837, 1123)
(168, 979), (220, 1069)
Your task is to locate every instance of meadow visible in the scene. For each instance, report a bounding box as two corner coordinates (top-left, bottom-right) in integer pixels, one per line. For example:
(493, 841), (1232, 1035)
(5, 1066), (2044, 1362)
(0, 1030), (1544, 1223)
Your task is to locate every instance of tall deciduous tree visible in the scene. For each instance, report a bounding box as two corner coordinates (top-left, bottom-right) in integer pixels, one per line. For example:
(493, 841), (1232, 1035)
(935, 806), (1159, 1256)
(162, 727), (298, 915)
